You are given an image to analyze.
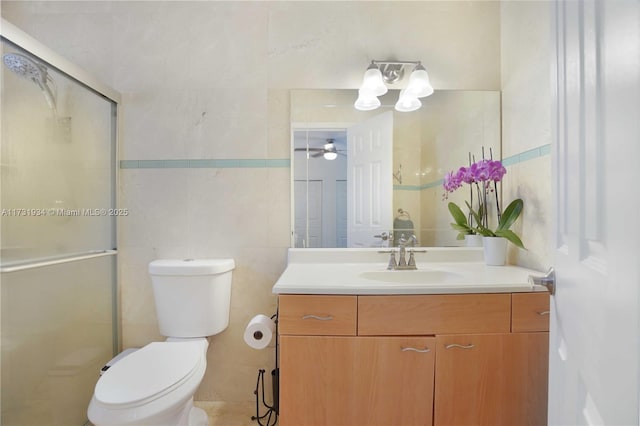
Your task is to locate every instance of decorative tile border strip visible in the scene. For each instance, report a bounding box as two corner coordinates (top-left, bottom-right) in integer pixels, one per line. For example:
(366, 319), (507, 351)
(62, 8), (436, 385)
(120, 144), (550, 176)
(120, 159), (290, 169)
(501, 144), (551, 167)
(394, 143), (551, 191)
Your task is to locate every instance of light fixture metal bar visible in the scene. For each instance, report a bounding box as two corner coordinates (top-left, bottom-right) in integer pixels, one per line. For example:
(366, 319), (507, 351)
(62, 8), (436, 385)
(371, 60), (421, 66)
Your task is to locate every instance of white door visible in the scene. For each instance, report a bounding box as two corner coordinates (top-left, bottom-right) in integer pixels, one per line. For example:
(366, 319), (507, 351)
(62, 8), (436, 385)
(347, 111), (393, 247)
(294, 180), (323, 248)
(336, 180), (347, 247)
(549, 1), (639, 424)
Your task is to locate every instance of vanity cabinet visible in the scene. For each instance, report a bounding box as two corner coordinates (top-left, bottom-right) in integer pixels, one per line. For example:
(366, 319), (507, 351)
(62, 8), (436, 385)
(278, 292), (549, 426)
(434, 332), (549, 426)
(280, 335), (435, 426)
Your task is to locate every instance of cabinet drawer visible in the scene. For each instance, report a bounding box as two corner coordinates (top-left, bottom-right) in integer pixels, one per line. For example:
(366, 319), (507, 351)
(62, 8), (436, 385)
(512, 292), (550, 332)
(278, 295), (357, 336)
(358, 294), (511, 335)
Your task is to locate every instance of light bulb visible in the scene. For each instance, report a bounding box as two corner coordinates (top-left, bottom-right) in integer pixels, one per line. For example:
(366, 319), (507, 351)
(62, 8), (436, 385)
(360, 63), (387, 97)
(354, 90), (381, 111)
(395, 89), (422, 112)
(405, 64), (434, 98)
(323, 151), (338, 160)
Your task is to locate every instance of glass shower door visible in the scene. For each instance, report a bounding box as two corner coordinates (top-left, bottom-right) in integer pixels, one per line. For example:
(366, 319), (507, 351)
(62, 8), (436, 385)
(1, 36), (118, 425)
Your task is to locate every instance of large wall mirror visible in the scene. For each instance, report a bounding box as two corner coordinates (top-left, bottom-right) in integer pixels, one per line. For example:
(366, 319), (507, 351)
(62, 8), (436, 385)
(291, 89), (501, 248)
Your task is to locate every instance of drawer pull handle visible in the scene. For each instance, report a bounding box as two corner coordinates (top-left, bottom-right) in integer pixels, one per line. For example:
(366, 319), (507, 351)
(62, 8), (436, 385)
(445, 344), (475, 350)
(302, 314), (333, 321)
(401, 347), (431, 353)
(537, 310), (550, 316)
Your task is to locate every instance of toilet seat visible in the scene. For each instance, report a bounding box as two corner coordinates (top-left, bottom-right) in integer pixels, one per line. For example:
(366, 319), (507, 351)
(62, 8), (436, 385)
(95, 340), (205, 408)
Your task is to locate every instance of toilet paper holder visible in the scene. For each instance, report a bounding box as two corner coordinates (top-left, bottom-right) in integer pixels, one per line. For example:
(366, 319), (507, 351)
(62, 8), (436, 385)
(251, 313), (279, 426)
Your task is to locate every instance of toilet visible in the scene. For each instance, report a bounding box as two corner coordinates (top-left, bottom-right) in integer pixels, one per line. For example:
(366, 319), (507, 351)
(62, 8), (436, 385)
(87, 258), (235, 426)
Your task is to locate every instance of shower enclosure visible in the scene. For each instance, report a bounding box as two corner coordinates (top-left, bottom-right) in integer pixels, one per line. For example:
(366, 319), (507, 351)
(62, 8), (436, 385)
(1, 20), (119, 425)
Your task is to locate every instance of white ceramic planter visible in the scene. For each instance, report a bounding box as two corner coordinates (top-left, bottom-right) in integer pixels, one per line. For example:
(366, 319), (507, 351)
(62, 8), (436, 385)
(483, 237), (507, 265)
(464, 234), (483, 247)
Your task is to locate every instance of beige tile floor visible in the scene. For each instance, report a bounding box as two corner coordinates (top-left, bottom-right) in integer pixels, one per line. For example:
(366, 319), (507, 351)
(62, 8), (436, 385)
(87, 401), (266, 426)
(195, 401), (276, 426)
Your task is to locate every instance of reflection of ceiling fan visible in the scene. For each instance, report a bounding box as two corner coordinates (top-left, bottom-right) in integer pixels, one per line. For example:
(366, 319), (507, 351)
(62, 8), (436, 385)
(294, 139), (345, 160)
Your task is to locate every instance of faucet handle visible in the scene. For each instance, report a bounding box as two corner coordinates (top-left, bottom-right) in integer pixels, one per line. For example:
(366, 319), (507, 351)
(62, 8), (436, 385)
(387, 251), (398, 270)
(407, 251), (416, 267)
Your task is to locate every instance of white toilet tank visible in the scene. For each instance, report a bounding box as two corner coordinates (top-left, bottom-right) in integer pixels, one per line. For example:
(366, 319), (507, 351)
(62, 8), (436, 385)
(149, 259), (235, 338)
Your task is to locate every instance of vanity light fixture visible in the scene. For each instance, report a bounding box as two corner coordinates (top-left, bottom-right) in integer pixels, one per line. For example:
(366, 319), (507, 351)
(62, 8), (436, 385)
(355, 60), (434, 112)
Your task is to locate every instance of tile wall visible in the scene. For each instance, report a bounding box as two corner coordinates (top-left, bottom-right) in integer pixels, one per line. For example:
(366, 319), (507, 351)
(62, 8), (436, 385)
(500, 0), (553, 271)
(1, 0), (551, 404)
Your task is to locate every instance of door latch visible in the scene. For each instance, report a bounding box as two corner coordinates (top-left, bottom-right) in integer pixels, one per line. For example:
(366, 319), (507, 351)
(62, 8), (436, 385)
(529, 267), (556, 295)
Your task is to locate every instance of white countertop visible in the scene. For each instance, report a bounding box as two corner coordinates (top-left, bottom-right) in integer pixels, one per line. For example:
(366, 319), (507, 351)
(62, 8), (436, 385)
(272, 248), (547, 295)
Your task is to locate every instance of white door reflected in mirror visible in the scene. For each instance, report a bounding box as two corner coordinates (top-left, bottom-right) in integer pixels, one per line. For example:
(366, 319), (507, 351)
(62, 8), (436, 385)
(290, 89), (501, 248)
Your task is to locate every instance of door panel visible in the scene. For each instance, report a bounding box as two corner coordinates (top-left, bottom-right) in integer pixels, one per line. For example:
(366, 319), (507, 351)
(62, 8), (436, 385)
(434, 333), (548, 426)
(356, 337), (435, 426)
(550, 0), (640, 424)
(347, 111), (393, 247)
(294, 180), (323, 248)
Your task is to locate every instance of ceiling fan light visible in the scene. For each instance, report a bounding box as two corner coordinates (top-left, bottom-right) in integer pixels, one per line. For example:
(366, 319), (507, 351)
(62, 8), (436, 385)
(395, 89), (422, 112)
(405, 64), (434, 98)
(354, 90), (381, 111)
(360, 63), (388, 97)
(323, 151), (338, 160)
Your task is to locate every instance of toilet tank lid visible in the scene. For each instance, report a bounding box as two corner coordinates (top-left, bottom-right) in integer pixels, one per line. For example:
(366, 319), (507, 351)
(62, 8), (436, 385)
(149, 259), (235, 276)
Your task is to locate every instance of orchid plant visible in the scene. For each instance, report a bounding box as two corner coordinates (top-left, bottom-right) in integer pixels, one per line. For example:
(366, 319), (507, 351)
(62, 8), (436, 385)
(443, 151), (525, 249)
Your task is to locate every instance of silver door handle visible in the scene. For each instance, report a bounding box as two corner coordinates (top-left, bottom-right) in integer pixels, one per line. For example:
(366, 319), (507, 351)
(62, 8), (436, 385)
(529, 267), (556, 295)
(445, 344), (475, 350)
(302, 315), (333, 321)
(401, 347), (431, 353)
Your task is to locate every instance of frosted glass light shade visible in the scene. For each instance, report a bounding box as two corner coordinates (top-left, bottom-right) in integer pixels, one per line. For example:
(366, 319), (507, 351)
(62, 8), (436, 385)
(354, 90), (381, 111)
(323, 151), (338, 160)
(360, 66), (388, 96)
(405, 65), (434, 98)
(395, 90), (422, 112)
(323, 143), (338, 160)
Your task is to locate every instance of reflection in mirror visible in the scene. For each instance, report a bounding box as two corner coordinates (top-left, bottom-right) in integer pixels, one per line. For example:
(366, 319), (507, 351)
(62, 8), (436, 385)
(293, 129), (347, 248)
(291, 89), (500, 248)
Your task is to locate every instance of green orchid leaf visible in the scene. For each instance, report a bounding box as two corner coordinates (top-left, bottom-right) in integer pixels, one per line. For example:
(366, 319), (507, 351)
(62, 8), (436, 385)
(450, 223), (473, 233)
(498, 199), (523, 231)
(456, 232), (466, 240)
(495, 229), (526, 249)
(476, 227), (496, 237)
(448, 202), (468, 226)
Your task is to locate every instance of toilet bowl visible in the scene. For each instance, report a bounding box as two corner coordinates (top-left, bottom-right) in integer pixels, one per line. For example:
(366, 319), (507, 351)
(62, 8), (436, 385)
(88, 339), (209, 426)
(88, 258), (235, 426)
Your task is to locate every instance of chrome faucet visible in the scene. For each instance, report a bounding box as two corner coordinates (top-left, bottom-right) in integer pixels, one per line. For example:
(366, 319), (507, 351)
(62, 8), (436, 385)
(380, 234), (424, 270)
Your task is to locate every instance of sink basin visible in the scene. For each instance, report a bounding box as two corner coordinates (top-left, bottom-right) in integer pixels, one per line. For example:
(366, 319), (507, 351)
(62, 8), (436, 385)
(359, 269), (463, 284)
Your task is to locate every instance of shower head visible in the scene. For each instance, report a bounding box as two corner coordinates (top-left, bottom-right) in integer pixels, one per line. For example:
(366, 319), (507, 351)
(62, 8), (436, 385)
(3, 52), (57, 111)
(3, 52), (45, 83)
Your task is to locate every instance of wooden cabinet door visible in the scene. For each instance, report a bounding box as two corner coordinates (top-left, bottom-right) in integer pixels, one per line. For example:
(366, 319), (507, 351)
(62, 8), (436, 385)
(279, 335), (357, 426)
(280, 335), (436, 426)
(434, 333), (548, 426)
(356, 337), (435, 426)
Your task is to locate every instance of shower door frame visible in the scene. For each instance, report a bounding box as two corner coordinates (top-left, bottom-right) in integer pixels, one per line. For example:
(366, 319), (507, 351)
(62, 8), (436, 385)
(0, 18), (122, 354)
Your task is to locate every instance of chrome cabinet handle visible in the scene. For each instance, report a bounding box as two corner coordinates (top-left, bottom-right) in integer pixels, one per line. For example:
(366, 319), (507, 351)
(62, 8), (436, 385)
(445, 343), (475, 350)
(401, 347), (431, 353)
(537, 310), (550, 316)
(302, 314), (333, 321)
